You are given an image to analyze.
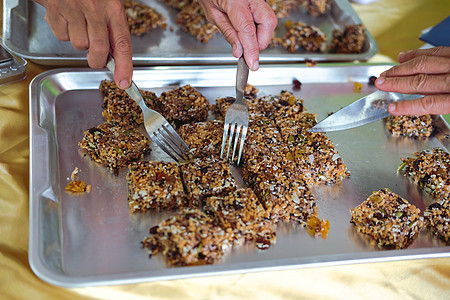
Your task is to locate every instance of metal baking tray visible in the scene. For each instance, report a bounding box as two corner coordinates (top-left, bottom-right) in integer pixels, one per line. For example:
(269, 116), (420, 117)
(5, 0), (377, 66)
(0, 39), (26, 85)
(29, 64), (449, 287)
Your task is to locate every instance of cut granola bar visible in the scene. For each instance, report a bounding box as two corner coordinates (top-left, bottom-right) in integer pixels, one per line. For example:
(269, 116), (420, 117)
(266, 0), (299, 18)
(127, 161), (186, 212)
(242, 120), (289, 178)
(158, 85), (209, 127)
(329, 24), (366, 54)
(161, 0), (193, 10)
(424, 200), (449, 244)
(180, 156), (237, 207)
(176, 1), (219, 43)
(280, 130), (349, 185)
(282, 22), (327, 53)
(123, 0), (166, 36)
(350, 188), (424, 249)
(205, 188), (275, 247)
(301, 0), (331, 17)
(100, 80), (160, 127)
(248, 160), (318, 224)
(78, 122), (151, 173)
(177, 120), (224, 158)
(386, 115), (434, 138)
(398, 148), (450, 200)
(142, 208), (235, 266)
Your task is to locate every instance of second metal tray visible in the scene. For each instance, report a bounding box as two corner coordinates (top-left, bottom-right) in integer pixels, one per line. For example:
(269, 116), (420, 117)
(4, 0), (377, 66)
(29, 63), (449, 287)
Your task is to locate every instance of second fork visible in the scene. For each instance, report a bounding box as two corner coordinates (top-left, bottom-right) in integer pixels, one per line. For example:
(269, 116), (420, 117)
(220, 56), (250, 165)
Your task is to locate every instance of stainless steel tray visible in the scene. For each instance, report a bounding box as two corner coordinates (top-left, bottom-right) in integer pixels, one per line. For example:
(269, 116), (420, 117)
(29, 64), (450, 287)
(5, 0), (377, 66)
(0, 39), (27, 85)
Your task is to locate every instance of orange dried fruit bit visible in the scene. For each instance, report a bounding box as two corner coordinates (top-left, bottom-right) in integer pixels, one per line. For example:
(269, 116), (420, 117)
(319, 219), (330, 238)
(65, 180), (89, 193)
(305, 59), (317, 67)
(353, 81), (363, 93)
(285, 19), (293, 29)
(306, 213), (330, 239)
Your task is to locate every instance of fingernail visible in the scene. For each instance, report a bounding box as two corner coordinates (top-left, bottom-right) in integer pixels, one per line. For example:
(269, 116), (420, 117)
(119, 79), (130, 89)
(388, 103), (396, 112)
(399, 50), (412, 57)
(251, 60), (259, 71)
(376, 77), (385, 85)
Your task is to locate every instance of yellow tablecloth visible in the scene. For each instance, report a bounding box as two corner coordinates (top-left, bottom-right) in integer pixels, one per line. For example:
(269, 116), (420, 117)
(1, 1), (449, 299)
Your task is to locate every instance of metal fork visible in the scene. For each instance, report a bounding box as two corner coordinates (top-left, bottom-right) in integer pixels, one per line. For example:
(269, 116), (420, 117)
(105, 55), (190, 163)
(220, 56), (249, 165)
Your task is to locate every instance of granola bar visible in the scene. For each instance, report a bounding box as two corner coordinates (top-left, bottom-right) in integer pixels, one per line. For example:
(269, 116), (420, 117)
(282, 22), (327, 53)
(180, 156), (237, 207)
(244, 84), (259, 98)
(329, 24), (366, 54)
(266, 0), (298, 18)
(177, 120), (223, 158)
(123, 0), (166, 36)
(127, 161), (186, 212)
(247, 91), (305, 123)
(301, 0), (331, 17)
(272, 107), (349, 185)
(158, 85), (209, 127)
(142, 208), (235, 266)
(424, 200), (450, 244)
(386, 115), (434, 138)
(205, 188), (275, 247)
(279, 128), (350, 186)
(242, 120), (289, 177)
(78, 122), (151, 173)
(161, 0), (193, 10)
(248, 160), (318, 224)
(350, 188), (424, 249)
(214, 90), (258, 119)
(398, 148), (450, 200)
(176, 1), (219, 43)
(100, 80), (160, 127)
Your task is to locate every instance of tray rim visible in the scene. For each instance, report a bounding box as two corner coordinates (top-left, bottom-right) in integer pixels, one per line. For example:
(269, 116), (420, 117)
(4, 0), (378, 66)
(29, 64), (450, 288)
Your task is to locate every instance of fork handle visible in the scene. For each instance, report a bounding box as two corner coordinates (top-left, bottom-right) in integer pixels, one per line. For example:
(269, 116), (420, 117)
(105, 54), (147, 112)
(235, 56), (249, 103)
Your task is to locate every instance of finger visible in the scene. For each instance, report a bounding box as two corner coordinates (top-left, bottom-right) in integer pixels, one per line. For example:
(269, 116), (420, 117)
(397, 46), (450, 63)
(249, 0), (278, 50)
(207, 9), (243, 58)
(66, 10), (90, 51)
(388, 94), (450, 116)
(375, 73), (450, 95)
(85, 16), (110, 70)
(380, 55), (450, 77)
(226, 3), (259, 70)
(108, 6), (133, 89)
(40, 1), (70, 41)
(46, 13), (70, 41)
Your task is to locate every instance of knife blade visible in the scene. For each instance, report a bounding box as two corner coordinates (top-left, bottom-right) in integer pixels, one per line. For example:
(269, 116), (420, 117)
(308, 90), (422, 133)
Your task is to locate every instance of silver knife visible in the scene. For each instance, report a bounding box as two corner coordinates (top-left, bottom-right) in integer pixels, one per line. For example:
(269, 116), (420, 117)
(308, 90), (422, 133)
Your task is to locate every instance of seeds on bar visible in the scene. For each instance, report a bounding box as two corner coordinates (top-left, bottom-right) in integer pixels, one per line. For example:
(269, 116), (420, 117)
(127, 161), (187, 212)
(350, 188), (424, 249)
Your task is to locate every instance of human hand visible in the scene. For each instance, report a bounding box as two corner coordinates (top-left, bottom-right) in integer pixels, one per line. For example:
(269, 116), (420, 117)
(375, 46), (450, 116)
(198, 0), (277, 71)
(33, 0), (133, 89)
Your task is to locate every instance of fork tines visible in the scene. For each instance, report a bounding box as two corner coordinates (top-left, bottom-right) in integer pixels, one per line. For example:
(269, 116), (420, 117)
(150, 123), (190, 163)
(220, 121), (248, 165)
